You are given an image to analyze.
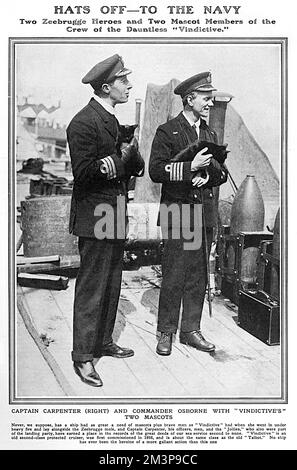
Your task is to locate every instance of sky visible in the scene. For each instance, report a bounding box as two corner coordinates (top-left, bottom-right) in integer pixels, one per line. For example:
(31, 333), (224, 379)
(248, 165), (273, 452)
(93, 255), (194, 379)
(16, 42), (281, 175)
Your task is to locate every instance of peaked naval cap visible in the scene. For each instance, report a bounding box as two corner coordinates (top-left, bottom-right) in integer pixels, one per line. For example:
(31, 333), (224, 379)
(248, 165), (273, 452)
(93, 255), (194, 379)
(174, 72), (217, 98)
(82, 54), (132, 90)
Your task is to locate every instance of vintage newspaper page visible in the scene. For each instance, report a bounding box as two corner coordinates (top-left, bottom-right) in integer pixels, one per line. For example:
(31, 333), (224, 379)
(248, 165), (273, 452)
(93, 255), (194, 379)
(1, 0), (296, 458)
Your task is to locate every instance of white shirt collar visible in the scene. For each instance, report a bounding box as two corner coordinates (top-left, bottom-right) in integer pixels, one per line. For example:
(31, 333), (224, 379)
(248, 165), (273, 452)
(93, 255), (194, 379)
(182, 111), (200, 130)
(93, 94), (115, 115)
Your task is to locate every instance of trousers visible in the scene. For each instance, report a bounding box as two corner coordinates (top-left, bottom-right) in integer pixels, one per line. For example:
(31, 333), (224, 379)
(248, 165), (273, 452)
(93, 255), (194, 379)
(71, 237), (125, 362)
(157, 228), (213, 334)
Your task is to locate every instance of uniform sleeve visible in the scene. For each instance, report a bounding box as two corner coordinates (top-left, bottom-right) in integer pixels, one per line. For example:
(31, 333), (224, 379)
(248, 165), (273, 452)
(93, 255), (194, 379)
(67, 117), (125, 186)
(149, 127), (193, 183)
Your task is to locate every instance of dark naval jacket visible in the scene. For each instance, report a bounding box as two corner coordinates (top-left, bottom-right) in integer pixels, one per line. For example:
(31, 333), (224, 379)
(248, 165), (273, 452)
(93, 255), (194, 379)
(67, 98), (144, 239)
(149, 112), (228, 228)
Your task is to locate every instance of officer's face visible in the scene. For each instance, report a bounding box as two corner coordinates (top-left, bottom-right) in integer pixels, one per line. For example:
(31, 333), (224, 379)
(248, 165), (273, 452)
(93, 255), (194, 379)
(108, 76), (132, 105)
(189, 92), (214, 119)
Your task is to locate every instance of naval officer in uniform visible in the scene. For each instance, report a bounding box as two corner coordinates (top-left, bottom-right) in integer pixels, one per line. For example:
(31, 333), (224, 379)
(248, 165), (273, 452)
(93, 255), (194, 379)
(67, 54), (144, 387)
(149, 72), (228, 356)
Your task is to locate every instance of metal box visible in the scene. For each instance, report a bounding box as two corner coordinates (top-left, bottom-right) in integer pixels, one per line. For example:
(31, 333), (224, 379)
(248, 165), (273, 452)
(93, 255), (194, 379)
(217, 228), (273, 305)
(238, 290), (280, 345)
(257, 240), (280, 301)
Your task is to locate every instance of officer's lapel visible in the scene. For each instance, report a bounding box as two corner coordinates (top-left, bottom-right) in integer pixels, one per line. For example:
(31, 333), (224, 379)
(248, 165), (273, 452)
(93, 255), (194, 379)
(89, 98), (118, 139)
(177, 112), (198, 145)
(199, 119), (213, 141)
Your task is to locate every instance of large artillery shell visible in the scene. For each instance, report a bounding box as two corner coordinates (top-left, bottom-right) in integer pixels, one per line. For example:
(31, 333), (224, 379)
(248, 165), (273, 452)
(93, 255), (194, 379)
(229, 175), (265, 289)
(230, 175), (265, 235)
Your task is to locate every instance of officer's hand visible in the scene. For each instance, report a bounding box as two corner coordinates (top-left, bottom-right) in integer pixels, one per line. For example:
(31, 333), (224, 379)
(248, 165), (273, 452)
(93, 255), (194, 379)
(192, 170), (210, 187)
(191, 147), (212, 171)
(121, 143), (139, 165)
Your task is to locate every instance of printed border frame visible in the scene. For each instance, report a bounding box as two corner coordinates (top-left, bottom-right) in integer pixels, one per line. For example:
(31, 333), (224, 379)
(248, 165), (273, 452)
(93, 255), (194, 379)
(8, 37), (288, 404)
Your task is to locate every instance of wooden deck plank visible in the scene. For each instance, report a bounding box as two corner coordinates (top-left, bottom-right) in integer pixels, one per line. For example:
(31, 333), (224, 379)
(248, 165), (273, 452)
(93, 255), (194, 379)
(201, 316), (281, 397)
(92, 354), (147, 397)
(16, 310), (65, 398)
(123, 285), (277, 398)
(137, 266), (280, 363)
(21, 285), (148, 398)
(49, 281), (147, 397)
(202, 306), (280, 361)
(49, 287), (74, 330)
(127, 316), (228, 398)
(15, 266), (281, 399)
(129, 270), (281, 398)
(51, 278), (227, 397)
(214, 296), (281, 351)
(138, 267), (281, 369)
(208, 298), (281, 365)
(121, 287), (230, 397)
(111, 317), (187, 397)
(51, 281), (176, 397)
(51, 277), (188, 397)
(18, 287), (106, 397)
(116, 301), (190, 396)
(202, 306), (281, 380)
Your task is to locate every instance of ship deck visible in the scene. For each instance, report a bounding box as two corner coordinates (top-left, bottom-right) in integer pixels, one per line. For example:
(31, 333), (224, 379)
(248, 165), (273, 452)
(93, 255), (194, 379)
(15, 266), (282, 403)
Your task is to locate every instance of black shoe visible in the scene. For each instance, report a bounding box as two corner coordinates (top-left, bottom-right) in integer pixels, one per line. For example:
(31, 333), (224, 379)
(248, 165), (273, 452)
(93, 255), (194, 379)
(156, 332), (173, 356)
(100, 342), (134, 358)
(73, 361), (103, 387)
(180, 330), (215, 352)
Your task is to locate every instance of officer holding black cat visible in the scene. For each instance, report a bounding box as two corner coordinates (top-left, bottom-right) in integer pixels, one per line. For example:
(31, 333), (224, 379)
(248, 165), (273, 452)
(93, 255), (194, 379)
(67, 54), (144, 387)
(149, 72), (228, 356)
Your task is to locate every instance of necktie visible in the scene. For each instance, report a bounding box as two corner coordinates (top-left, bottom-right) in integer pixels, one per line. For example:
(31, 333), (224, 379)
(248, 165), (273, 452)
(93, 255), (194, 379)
(192, 124), (199, 140)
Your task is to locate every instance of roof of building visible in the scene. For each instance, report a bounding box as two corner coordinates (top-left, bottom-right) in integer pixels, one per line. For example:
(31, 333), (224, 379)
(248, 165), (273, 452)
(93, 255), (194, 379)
(17, 103), (60, 116)
(23, 122), (66, 141)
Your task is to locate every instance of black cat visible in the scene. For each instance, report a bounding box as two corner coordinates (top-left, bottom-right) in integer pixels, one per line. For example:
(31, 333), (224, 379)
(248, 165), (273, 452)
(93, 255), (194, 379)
(171, 140), (229, 165)
(117, 124), (138, 153)
(117, 124), (140, 165)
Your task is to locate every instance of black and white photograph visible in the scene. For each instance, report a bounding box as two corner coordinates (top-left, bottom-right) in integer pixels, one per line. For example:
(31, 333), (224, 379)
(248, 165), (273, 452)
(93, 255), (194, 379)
(1, 0), (297, 456)
(11, 39), (285, 403)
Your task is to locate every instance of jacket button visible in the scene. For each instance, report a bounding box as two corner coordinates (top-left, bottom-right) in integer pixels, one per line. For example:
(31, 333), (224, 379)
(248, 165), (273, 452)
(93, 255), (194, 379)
(194, 194), (198, 199)
(209, 193), (213, 198)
